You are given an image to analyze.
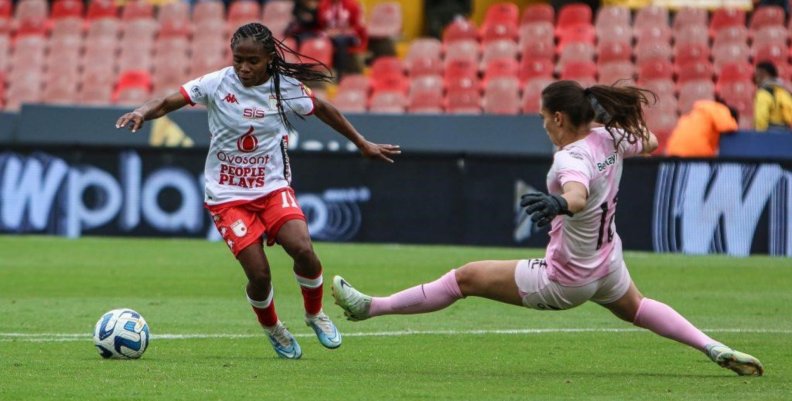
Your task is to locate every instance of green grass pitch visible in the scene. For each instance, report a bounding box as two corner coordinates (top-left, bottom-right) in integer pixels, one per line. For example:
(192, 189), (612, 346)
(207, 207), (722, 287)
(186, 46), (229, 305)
(1, 235), (790, 401)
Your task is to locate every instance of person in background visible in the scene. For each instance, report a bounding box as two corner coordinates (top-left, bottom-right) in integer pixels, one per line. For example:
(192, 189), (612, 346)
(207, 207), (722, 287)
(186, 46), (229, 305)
(754, 61), (792, 132)
(666, 99), (739, 157)
(333, 81), (764, 377)
(317, 0), (367, 79)
(285, 0), (322, 46)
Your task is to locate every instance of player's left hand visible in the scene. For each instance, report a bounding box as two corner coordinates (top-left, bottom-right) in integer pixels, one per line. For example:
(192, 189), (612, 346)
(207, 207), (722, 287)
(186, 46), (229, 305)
(520, 192), (574, 228)
(360, 141), (401, 163)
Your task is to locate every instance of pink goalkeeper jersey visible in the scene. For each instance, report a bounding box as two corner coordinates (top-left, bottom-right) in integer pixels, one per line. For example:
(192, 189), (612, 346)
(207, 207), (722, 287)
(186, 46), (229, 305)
(180, 67), (315, 206)
(544, 127), (644, 286)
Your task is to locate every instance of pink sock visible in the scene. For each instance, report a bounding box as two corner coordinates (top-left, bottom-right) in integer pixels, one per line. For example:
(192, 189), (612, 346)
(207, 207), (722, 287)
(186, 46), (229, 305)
(633, 298), (717, 351)
(369, 270), (463, 317)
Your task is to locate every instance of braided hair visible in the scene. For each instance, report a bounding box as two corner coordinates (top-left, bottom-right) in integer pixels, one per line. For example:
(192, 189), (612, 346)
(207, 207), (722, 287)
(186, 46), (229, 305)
(541, 80), (656, 151)
(231, 23), (333, 131)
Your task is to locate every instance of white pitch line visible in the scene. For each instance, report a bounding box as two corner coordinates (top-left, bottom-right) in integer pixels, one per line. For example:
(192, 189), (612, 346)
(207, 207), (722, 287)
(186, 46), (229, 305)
(0, 328), (790, 343)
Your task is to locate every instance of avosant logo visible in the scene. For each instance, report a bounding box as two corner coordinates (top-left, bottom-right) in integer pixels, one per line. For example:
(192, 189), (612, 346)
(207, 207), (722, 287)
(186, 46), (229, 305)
(236, 126), (258, 153)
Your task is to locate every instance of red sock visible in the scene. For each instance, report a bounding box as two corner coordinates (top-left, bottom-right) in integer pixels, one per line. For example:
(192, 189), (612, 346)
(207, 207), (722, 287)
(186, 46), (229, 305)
(247, 289), (278, 328)
(295, 272), (323, 315)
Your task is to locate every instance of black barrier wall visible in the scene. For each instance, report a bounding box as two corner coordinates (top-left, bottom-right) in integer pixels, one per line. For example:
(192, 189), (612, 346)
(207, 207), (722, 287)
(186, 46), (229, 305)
(1, 146), (790, 256)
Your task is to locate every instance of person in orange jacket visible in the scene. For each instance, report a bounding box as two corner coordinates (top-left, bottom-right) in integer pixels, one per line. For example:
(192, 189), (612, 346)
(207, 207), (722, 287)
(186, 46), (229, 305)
(666, 99), (739, 157)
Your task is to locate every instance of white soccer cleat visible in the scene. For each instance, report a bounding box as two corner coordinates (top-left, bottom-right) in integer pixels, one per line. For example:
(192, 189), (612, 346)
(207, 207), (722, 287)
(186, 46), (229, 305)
(265, 321), (302, 360)
(706, 344), (764, 376)
(305, 310), (342, 349)
(331, 275), (372, 321)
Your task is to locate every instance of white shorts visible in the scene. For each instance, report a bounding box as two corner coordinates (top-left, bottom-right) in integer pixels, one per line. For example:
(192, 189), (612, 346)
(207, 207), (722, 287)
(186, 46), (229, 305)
(514, 259), (632, 310)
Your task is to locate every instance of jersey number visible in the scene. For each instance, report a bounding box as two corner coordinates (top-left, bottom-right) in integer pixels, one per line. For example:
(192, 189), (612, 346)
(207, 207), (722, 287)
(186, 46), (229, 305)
(281, 191), (298, 209)
(596, 195), (618, 250)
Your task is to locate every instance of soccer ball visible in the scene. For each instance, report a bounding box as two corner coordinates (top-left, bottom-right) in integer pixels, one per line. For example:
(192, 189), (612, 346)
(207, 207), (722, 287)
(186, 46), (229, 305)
(93, 308), (150, 359)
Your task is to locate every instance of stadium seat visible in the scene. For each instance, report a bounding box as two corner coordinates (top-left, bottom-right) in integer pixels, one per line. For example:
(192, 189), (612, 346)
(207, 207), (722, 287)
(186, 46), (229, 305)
(520, 3), (554, 25)
(645, 109), (678, 138)
(0, 35), (8, 72)
(261, 0), (293, 38)
(121, 0), (153, 20)
(673, 25), (710, 45)
(159, 1), (189, 21)
(751, 26), (788, 49)
(518, 57), (554, 83)
(677, 80), (715, 113)
(190, 37), (226, 76)
(113, 70), (151, 103)
(122, 18), (158, 42)
(749, 5), (785, 31)
(480, 21), (518, 44)
(160, 18), (192, 38)
(558, 41), (595, 70)
(483, 2), (519, 27)
(634, 24), (672, 45)
(676, 60), (714, 84)
(641, 78), (676, 98)
(595, 5), (630, 29)
(717, 79), (754, 128)
(713, 26), (748, 48)
(10, 35), (46, 75)
(709, 8), (746, 36)
(0, 2), (9, 35)
(518, 22), (554, 48)
(597, 61), (635, 85)
(445, 88), (481, 114)
(556, 3), (591, 32)
(442, 17), (478, 43)
(753, 43), (787, 67)
(405, 38), (443, 77)
(597, 40), (632, 64)
(519, 35), (554, 60)
(51, 18), (84, 37)
(408, 75), (443, 113)
(596, 24), (632, 45)
(482, 57), (519, 84)
(712, 42), (751, 72)
(193, 0), (225, 22)
(672, 7), (708, 32)
(444, 59), (479, 91)
(560, 60), (596, 83)
(86, 0), (118, 20)
(674, 43), (711, 65)
(86, 17), (119, 38)
(521, 77), (554, 113)
(367, 2), (401, 38)
(717, 62), (754, 91)
(638, 58), (674, 81)
(338, 74), (370, 94)
(13, 0), (48, 35)
(118, 46), (153, 73)
(443, 39), (480, 67)
(556, 25), (595, 52)
(52, 0), (84, 19)
(482, 76), (520, 115)
(635, 6), (668, 27)
(43, 68), (79, 104)
(370, 57), (407, 93)
(369, 90), (406, 114)
(635, 41), (672, 65)
(299, 37), (333, 67)
(333, 89), (367, 113)
(481, 39), (518, 69)
(227, 0), (261, 28)
(5, 73), (42, 111)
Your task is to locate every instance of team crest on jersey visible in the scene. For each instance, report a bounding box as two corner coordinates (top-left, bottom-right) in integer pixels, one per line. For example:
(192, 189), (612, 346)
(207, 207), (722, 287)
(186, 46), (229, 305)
(237, 126), (258, 153)
(191, 86), (202, 99)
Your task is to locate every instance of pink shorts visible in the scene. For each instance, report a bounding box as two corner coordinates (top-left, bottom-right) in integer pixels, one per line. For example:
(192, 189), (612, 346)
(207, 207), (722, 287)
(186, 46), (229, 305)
(514, 259), (632, 310)
(205, 187), (306, 257)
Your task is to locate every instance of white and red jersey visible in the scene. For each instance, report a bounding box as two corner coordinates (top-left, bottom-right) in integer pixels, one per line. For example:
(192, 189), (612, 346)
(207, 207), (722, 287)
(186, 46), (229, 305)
(544, 127), (644, 286)
(180, 67), (315, 206)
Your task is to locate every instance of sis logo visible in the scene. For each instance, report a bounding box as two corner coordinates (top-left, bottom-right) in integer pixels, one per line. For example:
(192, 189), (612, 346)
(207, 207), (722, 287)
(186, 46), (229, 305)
(243, 107), (266, 119)
(237, 126), (258, 152)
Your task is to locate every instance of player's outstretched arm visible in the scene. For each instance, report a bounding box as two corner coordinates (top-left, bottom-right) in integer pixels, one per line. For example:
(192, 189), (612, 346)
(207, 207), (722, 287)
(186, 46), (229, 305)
(115, 92), (189, 133)
(312, 97), (401, 163)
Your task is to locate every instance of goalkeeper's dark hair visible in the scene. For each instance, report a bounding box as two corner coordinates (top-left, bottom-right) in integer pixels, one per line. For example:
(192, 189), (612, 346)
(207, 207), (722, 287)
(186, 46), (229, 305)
(541, 80), (656, 151)
(231, 23), (333, 131)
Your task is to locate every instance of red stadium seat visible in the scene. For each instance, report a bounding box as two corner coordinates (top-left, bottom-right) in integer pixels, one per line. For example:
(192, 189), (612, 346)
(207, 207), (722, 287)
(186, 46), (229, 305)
(51, 17), (84, 37)
(121, 0), (153, 20)
(635, 41), (672, 65)
(717, 62), (754, 91)
(635, 6), (668, 27)
(158, 2), (190, 24)
(556, 3), (591, 31)
(14, 0), (47, 36)
(86, 0), (117, 20)
(482, 57), (518, 84)
(749, 5), (785, 31)
(556, 25), (595, 52)
(480, 21), (518, 44)
(596, 24), (632, 45)
(751, 26), (788, 49)
(443, 39), (480, 67)
(193, 0), (225, 22)
(369, 90), (406, 114)
(370, 57), (407, 93)
(299, 37), (333, 67)
(0, 35), (9, 72)
(408, 75), (443, 113)
(333, 89), (367, 113)
(597, 40), (632, 64)
(753, 43), (787, 67)
(634, 24), (672, 45)
(445, 88), (481, 114)
(713, 26), (748, 48)
(676, 60), (714, 84)
(521, 3), (554, 25)
(518, 22), (554, 48)
(521, 77), (554, 113)
(442, 17), (478, 43)
(160, 18), (192, 38)
(674, 43), (711, 65)
(677, 80), (715, 114)
(483, 76), (520, 115)
(672, 7), (708, 31)
(228, 0), (261, 28)
(673, 25), (710, 45)
(189, 36), (226, 77)
(367, 2), (401, 38)
(520, 37), (554, 60)
(709, 8), (746, 36)
(481, 39), (518, 69)
(52, 0), (84, 19)
(638, 58), (674, 81)
(86, 17), (119, 38)
(641, 78), (676, 98)
(405, 38), (442, 77)
(339, 74), (370, 94)
(597, 61), (635, 85)
(518, 57), (554, 83)
(595, 5), (630, 29)
(43, 67), (79, 104)
(484, 2), (519, 27)
(560, 60), (596, 82)
(0, 0), (9, 19)
(113, 70), (151, 103)
(5, 73), (42, 111)
(712, 42), (751, 72)
(444, 59), (479, 91)
(558, 41), (595, 70)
